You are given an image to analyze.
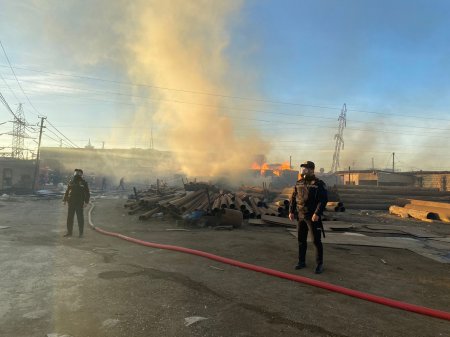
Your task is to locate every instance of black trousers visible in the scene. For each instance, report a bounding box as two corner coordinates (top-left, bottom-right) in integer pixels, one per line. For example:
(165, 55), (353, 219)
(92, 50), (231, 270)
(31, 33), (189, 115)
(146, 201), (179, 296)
(67, 204), (84, 235)
(298, 219), (323, 265)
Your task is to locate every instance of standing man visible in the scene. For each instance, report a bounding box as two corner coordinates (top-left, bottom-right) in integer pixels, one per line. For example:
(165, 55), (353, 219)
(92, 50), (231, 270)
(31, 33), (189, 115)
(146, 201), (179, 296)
(63, 169), (90, 238)
(289, 161), (328, 274)
(118, 177), (125, 191)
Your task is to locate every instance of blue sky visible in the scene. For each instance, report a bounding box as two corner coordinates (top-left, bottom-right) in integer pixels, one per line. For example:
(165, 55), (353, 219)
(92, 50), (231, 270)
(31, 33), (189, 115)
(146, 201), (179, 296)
(0, 0), (449, 172)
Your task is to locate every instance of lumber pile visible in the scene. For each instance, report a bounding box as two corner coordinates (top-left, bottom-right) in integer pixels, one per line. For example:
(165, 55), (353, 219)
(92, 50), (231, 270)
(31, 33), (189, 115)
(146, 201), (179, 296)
(125, 183), (275, 228)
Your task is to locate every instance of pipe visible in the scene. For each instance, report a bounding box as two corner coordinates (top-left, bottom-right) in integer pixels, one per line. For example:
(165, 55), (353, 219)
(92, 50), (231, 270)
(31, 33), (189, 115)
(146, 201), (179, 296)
(88, 204), (450, 322)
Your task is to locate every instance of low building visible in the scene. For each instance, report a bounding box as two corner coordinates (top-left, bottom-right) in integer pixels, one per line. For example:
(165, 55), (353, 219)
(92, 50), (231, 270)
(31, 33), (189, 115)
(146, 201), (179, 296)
(335, 169), (417, 187)
(412, 171), (450, 192)
(0, 158), (35, 193)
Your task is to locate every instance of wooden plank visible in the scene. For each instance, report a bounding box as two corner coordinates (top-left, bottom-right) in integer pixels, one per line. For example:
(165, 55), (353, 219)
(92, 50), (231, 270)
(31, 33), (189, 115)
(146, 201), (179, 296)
(248, 219), (267, 226)
(261, 214), (296, 227)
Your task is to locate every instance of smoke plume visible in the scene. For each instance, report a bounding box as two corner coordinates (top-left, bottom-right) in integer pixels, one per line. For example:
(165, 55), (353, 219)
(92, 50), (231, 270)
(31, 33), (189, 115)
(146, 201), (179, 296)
(122, 0), (268, 177)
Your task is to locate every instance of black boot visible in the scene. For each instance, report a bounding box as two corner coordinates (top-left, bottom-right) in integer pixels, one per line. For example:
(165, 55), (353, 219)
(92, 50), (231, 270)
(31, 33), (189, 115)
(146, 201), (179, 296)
(315, 264), (324, 274)
(295, 262), (306, 270)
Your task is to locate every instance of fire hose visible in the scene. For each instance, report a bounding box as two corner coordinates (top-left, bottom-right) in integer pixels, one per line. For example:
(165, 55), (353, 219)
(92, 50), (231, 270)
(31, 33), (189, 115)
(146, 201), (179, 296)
(88, 204), (450, 321)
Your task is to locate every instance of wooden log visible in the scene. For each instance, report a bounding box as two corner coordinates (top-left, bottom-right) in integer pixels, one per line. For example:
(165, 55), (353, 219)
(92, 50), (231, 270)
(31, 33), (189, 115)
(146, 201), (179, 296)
(140, 193), (179, 206)
(169, 190), (204, 208)
(403, 204), (450, 222)
(326, 205), (340, 212)
(327, 201), (344, 207)
(248, 197), (262, 217)
(234, 196), (243, 210)
(389, 205), (410, 218)
(182, 194), (207, 212)
(406, 199), (450, 210)
(224, 194), (235, 209)
(158, 194), (187, 207)
(220, 195), (229, 209)
(124, 201), (137, 208)
(212, 194), (222, 211)
(128, 206), (144, 215)
(406, 208), (438, 222)
(139, 207), (161, 220)
(275, 200), (290, 207)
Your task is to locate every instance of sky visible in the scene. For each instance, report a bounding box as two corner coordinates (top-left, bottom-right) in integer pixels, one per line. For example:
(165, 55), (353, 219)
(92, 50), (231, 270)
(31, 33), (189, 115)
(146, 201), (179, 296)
(0, 0), (449, 174)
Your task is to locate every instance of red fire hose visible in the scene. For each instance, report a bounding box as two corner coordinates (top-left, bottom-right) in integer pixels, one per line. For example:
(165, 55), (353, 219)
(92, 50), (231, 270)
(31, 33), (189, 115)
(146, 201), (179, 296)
(88, 205), (450, 321)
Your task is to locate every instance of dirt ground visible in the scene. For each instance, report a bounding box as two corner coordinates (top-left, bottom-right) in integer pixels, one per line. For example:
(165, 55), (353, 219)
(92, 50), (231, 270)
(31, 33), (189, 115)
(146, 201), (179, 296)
(0, 196), (449, 337)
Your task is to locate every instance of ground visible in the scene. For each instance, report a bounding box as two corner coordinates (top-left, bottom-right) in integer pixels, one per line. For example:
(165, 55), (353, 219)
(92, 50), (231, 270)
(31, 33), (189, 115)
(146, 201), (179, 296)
(0, 196), (449, 337)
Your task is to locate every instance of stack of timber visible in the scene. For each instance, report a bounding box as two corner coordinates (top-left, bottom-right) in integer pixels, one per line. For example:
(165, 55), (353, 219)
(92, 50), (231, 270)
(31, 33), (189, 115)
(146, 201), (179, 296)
(390, 199), (450, 223)
(333, 185), (450, 210)
(123, 186), (186, 220)
(127, 183), (274, 223)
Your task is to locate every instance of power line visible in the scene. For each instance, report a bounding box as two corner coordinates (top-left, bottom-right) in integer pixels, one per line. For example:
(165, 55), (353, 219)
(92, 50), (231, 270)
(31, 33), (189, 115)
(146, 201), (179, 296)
(0, 41), (41, 117)
(45, 119), (79, 148)
(42, 132), (61, 145)
(2, 63), (450, 123)
(0, 63), (343, 110)
(4, 77), (450, 134)
(0, 72), (21, 103)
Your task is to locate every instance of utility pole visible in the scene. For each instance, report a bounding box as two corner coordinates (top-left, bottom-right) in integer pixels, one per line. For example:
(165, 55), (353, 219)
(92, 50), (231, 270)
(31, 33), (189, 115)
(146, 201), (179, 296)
(59, 139), (62, 147)
(32, 117), (46, 193)
(348, 166), (351, 185)
(102, 141), (105, 150)
(330, 103), (347, 173)
(371, 157), (374, 170)
(150, 127), (154, 150)
(289, 155), (292, 169)
(392, 152), (395, 172)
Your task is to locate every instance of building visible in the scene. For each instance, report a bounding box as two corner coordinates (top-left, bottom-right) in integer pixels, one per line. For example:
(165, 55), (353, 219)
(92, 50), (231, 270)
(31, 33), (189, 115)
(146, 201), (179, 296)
(0, 158), (35, 193)
(335, 169), (417, 187)
(413, 171), (450, 192)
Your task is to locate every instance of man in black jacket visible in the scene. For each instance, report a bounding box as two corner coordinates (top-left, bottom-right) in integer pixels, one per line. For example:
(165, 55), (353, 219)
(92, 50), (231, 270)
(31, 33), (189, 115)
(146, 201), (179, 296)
(289, 161), (328, 274)
(63, 169), (90, 238)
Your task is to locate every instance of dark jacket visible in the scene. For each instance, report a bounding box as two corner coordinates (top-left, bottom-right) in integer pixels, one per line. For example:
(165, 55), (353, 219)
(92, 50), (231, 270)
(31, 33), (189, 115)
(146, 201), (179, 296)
(289, 176), (328, 219)
(63, 177), (90, 207)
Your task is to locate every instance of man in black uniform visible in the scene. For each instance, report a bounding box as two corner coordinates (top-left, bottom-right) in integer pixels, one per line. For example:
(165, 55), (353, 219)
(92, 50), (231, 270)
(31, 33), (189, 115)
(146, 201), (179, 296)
(63, 169), (90, 237)
(289, 161), (328, 274)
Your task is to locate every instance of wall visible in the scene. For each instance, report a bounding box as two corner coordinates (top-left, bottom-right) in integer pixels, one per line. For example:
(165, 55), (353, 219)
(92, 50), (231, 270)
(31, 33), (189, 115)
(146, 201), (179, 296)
(377, 172), (416, 186)
(0, 158), (35, 192)
(336, 171), (416, 186)
(414, 173), (450, 191)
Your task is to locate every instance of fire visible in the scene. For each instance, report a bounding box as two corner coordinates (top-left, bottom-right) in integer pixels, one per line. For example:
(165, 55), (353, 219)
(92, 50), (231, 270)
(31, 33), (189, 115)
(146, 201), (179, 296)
(251, 161), (291, 176)
(261, 163), (269, 174)
(273, 161), (291, 176)
(251, 162), (260, 170)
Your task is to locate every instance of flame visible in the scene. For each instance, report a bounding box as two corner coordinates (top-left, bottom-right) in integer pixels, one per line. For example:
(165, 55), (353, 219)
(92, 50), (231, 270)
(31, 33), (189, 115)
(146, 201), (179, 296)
(261, 163), (269, 174)
(280, 161), (291, 170)
(251, 161), (291, 176)
(251, 162), (260, 170)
